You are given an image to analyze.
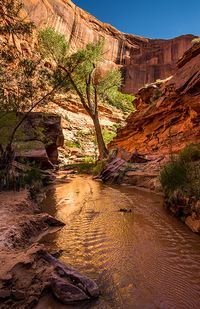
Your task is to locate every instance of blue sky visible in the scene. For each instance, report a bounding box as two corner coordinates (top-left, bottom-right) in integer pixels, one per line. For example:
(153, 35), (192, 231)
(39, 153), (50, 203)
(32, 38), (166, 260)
(72, 0), (200, 39)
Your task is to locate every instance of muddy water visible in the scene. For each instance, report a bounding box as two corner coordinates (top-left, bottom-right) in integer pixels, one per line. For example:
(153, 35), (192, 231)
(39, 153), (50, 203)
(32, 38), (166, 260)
(37, 175), (200, 309)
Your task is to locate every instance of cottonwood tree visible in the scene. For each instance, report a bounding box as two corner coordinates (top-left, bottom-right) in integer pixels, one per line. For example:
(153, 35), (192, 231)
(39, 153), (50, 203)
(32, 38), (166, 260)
(39, 28), (133, 160)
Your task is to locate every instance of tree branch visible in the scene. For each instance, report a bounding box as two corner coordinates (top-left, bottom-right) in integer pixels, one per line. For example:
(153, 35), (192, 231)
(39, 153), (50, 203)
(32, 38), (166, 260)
(86, 72), (95, 115)
(58, 65), (92, 116)
(8, 77), (68, 146)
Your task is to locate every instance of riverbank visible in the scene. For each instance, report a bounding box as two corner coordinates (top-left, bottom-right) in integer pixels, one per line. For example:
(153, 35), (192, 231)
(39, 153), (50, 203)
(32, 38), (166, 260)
(0, 189), (99, 308)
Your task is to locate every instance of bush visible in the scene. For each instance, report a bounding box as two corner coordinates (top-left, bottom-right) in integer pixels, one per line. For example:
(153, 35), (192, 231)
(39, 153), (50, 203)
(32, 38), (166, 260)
(160, 159), (188, 194)
(83, 156), (95, 164)
(64, 162), (95, 174)
(107, 92), (135, 113)
(92, 160), (106, 176)
(102, 129), (116, 146)
(24, 167), (42, 186)
(179, 143), (200, 162)
(0, 166), (42, 192)
(64, 140), (80, 148)
(160, 143), (200, 199)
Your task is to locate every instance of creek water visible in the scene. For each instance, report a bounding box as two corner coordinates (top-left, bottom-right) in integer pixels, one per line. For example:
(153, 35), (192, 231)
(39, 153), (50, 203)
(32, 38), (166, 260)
(36, 175), (200, 309)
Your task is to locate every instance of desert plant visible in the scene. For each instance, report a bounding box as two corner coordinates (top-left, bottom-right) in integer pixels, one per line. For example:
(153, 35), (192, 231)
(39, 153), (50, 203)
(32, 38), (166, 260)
(83, 156), (95, 164)
(102, 129), (116, 146)
(160, 143), (200, 200)
(160, 159), (188, 194)
(179, 143), (200, 162)
(64, 140), (81, 148)
(24, 167), (42, 186)
(92, 160), (107, 176)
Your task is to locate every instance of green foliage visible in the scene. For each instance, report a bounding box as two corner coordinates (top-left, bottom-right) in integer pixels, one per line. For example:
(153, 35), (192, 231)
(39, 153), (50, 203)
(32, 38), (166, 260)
(24, 167), (42, 186)
(39, 28), (134, 159)
(98, 69), (134, 112)
(19, 59), (37, 77)
(102, 129), (116, 146)
(0, 7), (57, 153)
(92, 160), (107, 176)
(39, 28), (133, 114)
(0, 113), (21, 146)
(106, 91), (135, 113)
(179, 143), (200, 162)
(64, 140), (81, 148)
(160, 143), (200, 200)
(64, 162), (96, 174)
(64, 40), (106, 96)
(39, 28), (69, 64)
(160, 159), (188, 194)
(64, 159), (107, 175)
(0, 166), (42, 192)
(83, 156), (96, 164)
(0, 5), (52, 116)
(98, 69), (121, 99)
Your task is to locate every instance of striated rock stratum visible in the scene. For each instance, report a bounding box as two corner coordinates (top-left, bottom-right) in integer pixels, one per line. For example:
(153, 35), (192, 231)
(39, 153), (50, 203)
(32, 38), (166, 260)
(109, 43), (200, 156)
(23, 0), (194, 94)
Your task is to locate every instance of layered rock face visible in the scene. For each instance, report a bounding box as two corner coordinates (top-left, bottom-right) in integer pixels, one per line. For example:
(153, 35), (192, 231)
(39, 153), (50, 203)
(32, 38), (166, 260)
(109, 43), (200, 156)
(23, 0), (194, 94)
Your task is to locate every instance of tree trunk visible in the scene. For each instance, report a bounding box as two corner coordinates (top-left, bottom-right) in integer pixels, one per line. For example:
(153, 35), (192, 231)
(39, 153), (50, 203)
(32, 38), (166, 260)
(92, 114), (108, 160)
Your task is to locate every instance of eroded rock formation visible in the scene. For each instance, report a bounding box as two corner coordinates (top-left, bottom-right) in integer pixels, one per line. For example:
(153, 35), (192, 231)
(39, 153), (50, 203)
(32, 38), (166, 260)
(109, 42), (200, 156)
(0, 191), (99, 308)
(22, 0), (195, 94)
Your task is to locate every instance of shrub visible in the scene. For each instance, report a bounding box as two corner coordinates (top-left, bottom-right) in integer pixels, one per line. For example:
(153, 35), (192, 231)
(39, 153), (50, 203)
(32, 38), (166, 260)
(92, 160), (106, 176)
(24, 167), (42, 186)
(64, 140), (80, 148)
(83, 156), (95, 164)
(186, 162), (200, 199)
(160, 143), (200, 200)
(0, 166), (42, 192)
(102, 129), (116, 146)
(179, 143), (200, 162)
(160, 159), (188, 194)
(107, 92), (135, 113)
(64, 162), (95, 174)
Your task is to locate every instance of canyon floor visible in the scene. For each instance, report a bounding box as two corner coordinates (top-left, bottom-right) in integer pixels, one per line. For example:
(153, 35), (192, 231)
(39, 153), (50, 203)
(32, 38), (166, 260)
(0, 188), (99, 309)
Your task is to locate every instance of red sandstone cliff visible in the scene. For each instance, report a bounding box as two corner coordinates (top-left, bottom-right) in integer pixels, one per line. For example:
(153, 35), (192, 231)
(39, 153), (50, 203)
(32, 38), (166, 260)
(109, 43), (200, 156)
(22, 0), (194, 94)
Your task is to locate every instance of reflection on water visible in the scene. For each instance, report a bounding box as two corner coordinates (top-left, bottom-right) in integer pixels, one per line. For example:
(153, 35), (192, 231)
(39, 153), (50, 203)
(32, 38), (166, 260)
(36, 175), (200, 309)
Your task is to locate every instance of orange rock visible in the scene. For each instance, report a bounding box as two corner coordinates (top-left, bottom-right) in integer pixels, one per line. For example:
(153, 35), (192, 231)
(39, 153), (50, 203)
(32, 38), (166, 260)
(185, 216), (200, 233)
(22, 0), (194, 94)
(109, 43), (200, 156)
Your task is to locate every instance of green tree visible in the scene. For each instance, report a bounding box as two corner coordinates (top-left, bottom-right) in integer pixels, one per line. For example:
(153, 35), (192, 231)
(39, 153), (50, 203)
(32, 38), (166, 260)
(0, 1), (72, 172)
(39, 28), (133, 160)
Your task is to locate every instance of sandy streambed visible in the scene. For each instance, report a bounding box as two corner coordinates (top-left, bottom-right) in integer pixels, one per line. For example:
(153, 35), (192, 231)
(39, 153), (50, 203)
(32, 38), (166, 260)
(0, 190), (99, 309)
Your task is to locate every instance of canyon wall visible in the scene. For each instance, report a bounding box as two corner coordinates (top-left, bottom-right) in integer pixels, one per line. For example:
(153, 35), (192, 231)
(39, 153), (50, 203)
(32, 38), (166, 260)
(109, 43), (200, 156)
(23, 0), (194, 94)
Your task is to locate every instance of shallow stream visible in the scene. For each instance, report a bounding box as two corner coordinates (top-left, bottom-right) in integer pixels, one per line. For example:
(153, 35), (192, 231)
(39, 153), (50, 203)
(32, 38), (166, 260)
(36, 175), (200, 309)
